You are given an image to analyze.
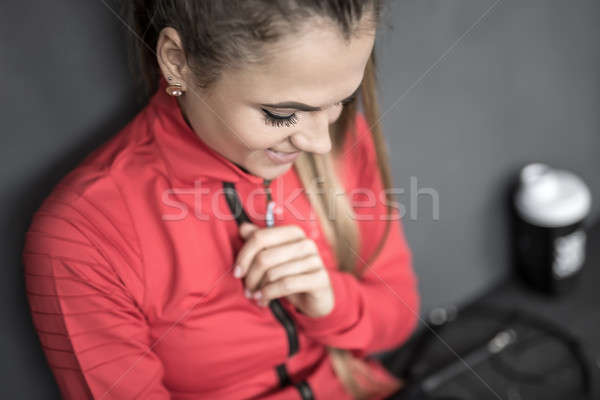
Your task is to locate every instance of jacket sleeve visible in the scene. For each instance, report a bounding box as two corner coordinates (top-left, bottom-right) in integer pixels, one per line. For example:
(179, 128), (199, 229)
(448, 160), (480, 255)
(22, 184), (171, 399)
(289, 112), (421, 358)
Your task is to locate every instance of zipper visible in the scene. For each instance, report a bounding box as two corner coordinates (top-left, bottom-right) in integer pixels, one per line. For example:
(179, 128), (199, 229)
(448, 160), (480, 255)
(223, 180), (312, 395)
(275, 363), (291, 387)
(262, 178), (299, 356)
(262, 178), (306, 395)
(295, 381), (315, 400)
(223, 182), (251, 226)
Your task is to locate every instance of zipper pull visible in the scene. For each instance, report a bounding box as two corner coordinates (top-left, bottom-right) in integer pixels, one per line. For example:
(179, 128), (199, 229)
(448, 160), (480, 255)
(266, 201), (275, 227)
(263, 179), (275, 227)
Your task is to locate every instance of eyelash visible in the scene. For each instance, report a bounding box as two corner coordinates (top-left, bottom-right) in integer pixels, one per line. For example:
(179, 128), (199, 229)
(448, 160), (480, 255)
(262, 96), (357, 128)
(262, 110), (299, 128)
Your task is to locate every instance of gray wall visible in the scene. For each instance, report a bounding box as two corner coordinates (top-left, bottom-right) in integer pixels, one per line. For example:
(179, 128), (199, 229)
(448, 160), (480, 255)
(1, 1), (142, 398)
(2, 1), (599, 398)
(376, 0), (600, 314)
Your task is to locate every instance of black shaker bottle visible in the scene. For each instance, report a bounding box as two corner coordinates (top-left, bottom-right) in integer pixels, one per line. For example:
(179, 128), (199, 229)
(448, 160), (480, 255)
(512, 163), (591, 296)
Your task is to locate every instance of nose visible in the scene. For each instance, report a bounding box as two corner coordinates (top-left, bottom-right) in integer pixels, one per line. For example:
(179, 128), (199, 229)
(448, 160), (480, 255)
(291, 108), (338, 155)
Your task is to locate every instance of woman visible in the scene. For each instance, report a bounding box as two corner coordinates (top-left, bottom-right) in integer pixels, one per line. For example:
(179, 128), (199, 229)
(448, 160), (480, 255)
(22, 1), (420, 399)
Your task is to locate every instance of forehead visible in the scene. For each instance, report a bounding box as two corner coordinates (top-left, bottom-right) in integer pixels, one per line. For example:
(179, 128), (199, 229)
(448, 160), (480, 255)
(219, 20), (376, 104)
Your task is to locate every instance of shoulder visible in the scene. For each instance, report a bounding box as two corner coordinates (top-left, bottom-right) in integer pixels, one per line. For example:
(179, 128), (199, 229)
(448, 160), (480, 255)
(26, 171), (144, 292)
(22, 112), (154, 307)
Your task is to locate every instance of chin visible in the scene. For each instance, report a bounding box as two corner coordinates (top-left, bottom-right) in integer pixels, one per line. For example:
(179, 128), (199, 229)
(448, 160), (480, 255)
(258, 163), (294, 181)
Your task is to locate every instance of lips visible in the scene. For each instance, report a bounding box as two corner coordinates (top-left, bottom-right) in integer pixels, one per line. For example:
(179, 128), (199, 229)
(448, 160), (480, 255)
(265, 148), (301, 164)
(269, 148), (298, 154)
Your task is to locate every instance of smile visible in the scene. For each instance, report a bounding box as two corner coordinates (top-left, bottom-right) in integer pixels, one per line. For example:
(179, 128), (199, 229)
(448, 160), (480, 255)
(265, 148), (301, 164)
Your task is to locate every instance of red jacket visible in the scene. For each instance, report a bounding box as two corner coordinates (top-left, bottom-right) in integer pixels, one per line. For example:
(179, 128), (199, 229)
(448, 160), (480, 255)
(22, 77), (420, 399)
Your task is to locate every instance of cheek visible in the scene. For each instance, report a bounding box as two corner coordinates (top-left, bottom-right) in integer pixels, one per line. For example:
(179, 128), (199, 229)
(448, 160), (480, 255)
(328, 105), (343, 124)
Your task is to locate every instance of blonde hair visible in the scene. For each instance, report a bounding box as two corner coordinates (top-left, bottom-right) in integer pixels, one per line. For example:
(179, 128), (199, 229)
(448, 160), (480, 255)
(295, 50), (403, 399)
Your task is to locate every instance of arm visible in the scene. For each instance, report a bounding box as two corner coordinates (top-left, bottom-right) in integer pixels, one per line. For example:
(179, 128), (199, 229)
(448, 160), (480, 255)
(288, 112), (421, 358)
(22, 186), (170, 399)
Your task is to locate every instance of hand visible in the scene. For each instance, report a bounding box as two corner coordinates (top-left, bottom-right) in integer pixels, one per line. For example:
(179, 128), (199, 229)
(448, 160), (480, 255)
(233, 222), (334, 318)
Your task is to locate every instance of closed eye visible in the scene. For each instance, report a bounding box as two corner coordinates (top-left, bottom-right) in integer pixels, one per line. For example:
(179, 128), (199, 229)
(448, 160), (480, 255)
(261, 92), (357, 128)
(262, 109), (299, 127)
(263, 109), (294, 119)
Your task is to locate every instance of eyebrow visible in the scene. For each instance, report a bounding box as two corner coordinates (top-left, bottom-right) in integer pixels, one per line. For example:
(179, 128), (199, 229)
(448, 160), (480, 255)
(260, 85), (361, 112)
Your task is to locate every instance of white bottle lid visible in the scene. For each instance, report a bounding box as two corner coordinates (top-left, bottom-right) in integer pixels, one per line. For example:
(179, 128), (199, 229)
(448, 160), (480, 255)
(514, 163), (591, 228)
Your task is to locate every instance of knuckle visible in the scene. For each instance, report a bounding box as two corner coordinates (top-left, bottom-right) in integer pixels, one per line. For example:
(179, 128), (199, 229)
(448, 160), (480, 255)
(303, 238), (317, 252)
(280, 277), (293, 292)
(320, 270), (331, 286)
(309, 254), (322, 265)
(266, 268), (279, 282)
(255, 251), (269, 268)
(249, 230), (263, 245)
(293, 225), (305, 237)
(319, 268), (329, 281)
(245, 271), (257, 286)
(312, 268), (326, 282)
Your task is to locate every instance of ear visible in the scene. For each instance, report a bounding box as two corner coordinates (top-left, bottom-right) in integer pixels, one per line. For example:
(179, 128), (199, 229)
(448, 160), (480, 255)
(156, 27), (189, 90)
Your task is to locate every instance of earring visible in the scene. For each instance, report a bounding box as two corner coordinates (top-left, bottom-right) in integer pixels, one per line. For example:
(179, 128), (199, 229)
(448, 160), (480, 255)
(165, 76), (184, 96)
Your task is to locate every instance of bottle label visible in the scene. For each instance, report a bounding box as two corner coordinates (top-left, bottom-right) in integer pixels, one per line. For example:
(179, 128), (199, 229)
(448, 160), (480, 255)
(552, 230), (586, 279)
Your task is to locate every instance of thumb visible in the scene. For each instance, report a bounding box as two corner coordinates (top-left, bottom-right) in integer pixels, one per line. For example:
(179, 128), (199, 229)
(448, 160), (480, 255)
(239, 222), (258, 238)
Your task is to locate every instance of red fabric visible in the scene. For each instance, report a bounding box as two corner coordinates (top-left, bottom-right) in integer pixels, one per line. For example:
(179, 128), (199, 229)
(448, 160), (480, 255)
(22, 77), (420, 399)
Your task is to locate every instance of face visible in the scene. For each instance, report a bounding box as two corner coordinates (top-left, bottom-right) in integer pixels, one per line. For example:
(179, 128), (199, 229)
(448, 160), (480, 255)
(157, 17), (376, 180)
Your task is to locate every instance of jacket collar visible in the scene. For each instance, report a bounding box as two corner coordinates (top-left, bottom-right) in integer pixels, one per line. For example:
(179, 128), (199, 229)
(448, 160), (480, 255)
(150, 76), (266, 186)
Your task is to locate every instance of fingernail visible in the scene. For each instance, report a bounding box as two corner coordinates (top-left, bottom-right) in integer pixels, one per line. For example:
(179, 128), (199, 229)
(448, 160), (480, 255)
(244, 288), (252, 299)
(253, 291), (262, 300)
(233, 265), (242, 278)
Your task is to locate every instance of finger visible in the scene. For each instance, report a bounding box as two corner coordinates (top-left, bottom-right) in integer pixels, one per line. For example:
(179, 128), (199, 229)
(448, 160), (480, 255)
(258, 268), (329, 303)
(244, 239), (319, 292)
(257, 254), (322, 290)
(239, 222), (259, 238)
(235, 224), (306, 278)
